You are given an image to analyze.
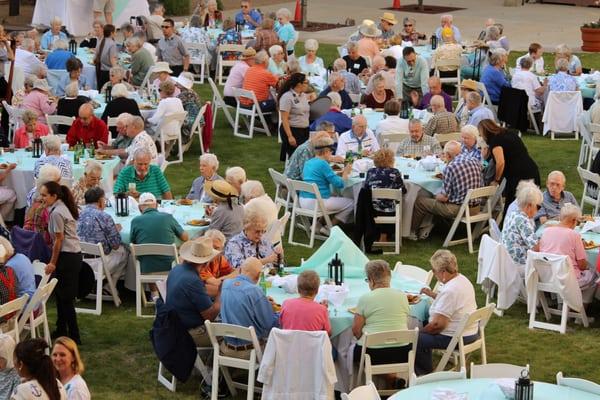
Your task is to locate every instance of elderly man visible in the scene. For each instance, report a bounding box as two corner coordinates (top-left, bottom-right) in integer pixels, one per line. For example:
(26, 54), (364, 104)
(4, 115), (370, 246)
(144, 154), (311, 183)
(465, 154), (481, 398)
(66, 103), (109, 148)
(466, 92), (495, 127)
(549, 58), (578, 92)
(336, 115), (380, 156)
(395, 46), (429, 102)
(187, 153), (223, 203)
(424, 95), (459, 136)
(310, 93), (353, 133)
(40, 17), (68, 50)
(113, 148), (173, 199)
(397, 119), (442, 157)
(146, 4), (165, 43)
(33, 135), (72, 179)
(156, 18), (190, 76)
(15, 38), (45, 76)
(365, 55), (395, 95)
(536, 171), (578, 225)
(378, 12), (397, 41)
(126, 36), (155, 86)
(417, 76), (453, 112)
(319, 72), (353, 110)
(98, 116), (158, 164)
(285, 129), (342, 180)
(220, 257), (279, 358)
(343, 41), (369, 76)
(512, 57), (547, 113)
(435, 14), (461, 43)
(44, 39), (72, 70)
(235, 0), (263, 30)
(333, 58), (361, 95)
(78, 187), (128, 282)
(97, 113), (132, 151)
(240, 50), (278, 112)
(516, 43), (545, 74)
(411, 141), (482, 239)
(166, 236), (220, 346)
(224, 48), (256, 107)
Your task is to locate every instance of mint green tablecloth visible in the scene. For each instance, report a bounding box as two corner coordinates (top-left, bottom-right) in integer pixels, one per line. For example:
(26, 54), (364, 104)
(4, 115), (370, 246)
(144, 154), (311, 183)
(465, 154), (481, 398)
(388, 378), (600, 399)
(535, 223), (600, 272)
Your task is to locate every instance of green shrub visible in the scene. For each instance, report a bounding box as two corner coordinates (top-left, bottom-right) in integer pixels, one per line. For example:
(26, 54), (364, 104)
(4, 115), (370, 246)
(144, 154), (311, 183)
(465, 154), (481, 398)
(163, 0), (191, 16)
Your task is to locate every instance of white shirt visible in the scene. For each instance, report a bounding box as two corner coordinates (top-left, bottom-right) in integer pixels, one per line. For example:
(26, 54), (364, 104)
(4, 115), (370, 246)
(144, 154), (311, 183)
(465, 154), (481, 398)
(335, 128), (380, 156)
(224, 61), (250, 97)
(11, 379), (67, 400)
(143, 42), (158, 62)
(64, 374), (90, 400)
(126, 131), (159, 164)
(148, 97), (185, 139)
(375, 115), (409, 135)
(429, 273), (478, 337)
(511, 69), (542, 110)
(15, 48), (45, 76)
(516, 54), (544, 75)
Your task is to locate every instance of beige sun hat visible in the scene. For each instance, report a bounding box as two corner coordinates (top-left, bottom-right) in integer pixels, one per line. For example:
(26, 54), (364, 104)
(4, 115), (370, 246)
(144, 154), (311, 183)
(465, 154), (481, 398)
(460, 79), (479, 91)
(32, 79), (51, 93)
(179, 237), (220, 264)
(358, 20), (381, 38)
(380, 12), (398, 25)
(174, 73), (194, 90)
(153, 61), (173, 74)
(240, 47), (257, 60)
(204, 179), (239, 202)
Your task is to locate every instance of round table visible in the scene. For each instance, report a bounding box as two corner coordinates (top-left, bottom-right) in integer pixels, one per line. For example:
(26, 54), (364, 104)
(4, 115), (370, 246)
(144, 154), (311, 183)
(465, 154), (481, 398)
(536, 222), (600, 273)
(388, 378), (600, 399)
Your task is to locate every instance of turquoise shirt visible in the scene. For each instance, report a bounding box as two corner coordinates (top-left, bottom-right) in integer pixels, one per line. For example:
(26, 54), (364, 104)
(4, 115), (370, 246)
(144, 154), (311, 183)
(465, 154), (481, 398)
(276, 22), (296, 51)
(300, 157), (344, 199)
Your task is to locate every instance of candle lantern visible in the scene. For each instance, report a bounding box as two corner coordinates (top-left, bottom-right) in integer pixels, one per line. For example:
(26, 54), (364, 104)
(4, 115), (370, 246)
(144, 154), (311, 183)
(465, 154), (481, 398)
(116, 192), (129, 217)
(430, 34), (438, 50)
(68, 38), (78, 54)
(515, 370), (534, 400)
(105, 83), (113, 103)
(328, 253), (344, 286)
(31, 138), (43, 158)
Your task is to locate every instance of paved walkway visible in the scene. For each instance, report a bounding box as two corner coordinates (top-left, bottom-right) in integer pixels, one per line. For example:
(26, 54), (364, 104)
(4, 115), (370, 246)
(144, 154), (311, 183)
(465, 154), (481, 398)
(224, 0), (599, 51)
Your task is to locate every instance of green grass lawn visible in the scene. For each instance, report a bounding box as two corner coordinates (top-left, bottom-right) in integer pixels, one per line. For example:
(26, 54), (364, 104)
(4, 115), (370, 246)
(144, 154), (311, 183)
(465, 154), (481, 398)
(72, 44), (600, 399)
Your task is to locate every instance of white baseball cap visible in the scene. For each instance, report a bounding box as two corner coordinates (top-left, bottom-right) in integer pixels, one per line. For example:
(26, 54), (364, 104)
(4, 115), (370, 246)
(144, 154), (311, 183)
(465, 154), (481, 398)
(139, 192), (157, 205)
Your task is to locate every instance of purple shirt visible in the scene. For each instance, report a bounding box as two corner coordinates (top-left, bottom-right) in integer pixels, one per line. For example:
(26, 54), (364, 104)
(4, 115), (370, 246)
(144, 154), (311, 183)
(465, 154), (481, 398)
(419, 91), (453, 112)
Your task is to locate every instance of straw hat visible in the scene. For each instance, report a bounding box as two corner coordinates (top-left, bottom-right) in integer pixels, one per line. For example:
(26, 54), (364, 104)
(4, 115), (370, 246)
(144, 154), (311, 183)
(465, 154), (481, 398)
(179, 237), (220, 264)
(174, 74), (193, 90)
(204, 180), (239, 202)
(239, 48), (257, 60)
(32, 79), (51, 93)
(380, 12), (398, 25)
(460, 79), (478, 91)
(359, 20), (382, 38)
(139, 192), (157, 206)
(153, 62), (173, 74)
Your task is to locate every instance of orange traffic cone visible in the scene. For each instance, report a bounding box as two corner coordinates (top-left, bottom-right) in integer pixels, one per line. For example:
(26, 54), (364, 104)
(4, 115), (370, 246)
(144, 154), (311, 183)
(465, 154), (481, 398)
(294, 0), (301, 22)
(392, 0), (401, 9)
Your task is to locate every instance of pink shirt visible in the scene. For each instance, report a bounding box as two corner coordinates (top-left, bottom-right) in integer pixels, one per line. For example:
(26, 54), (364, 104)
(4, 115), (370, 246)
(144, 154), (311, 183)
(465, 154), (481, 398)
(14, 124), (50, 148)
(539, 225), (587, 279)
(279, 297), (331, 335)
(21, 90), (57, 124)
(357, 38), (380, 60)
(224, 61), (250, 97)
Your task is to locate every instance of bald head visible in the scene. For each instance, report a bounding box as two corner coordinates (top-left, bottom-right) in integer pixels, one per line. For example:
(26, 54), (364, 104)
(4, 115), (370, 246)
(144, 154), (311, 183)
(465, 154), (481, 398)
(428, 76), (442, 95)
(430, 95), (445, 112)
(241, 257), (263, 282)
(78, 103), (94, 126)
(444, 140), (462, 159)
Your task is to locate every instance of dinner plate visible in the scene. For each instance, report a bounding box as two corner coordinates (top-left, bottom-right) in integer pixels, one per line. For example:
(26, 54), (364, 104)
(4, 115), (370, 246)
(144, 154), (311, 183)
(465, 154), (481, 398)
(187, 219), (209, 226)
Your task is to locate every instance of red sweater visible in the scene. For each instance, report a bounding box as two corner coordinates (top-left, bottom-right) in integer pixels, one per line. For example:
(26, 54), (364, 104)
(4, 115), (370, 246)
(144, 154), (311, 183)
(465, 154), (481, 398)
(66, 117), (108, 148)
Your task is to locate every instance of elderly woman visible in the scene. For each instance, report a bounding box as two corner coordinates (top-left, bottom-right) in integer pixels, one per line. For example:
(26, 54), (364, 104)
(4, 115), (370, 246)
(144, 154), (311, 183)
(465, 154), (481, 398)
(225, 166), (247, 195)
(52, 336), (90, 399)
(352, 260), (410, 385)
(548, 58), (578, 93)
(362, 73), (394, 109)
(147, 80), (185, 139)
(14, 110), (50, 149)
(201, 0), (223, 28)
(320, 71), (353, 109)
(216, 19), (242, 60)
(241, 180), (278, 225)
(536, 171), (578, 225)
(481, 50), (510, 105)
(502, 183), (542, 265)
(205, 180), (244, 239)
(280, 270), (331, 334)
(301, 136), (354, 227)
(479, 118), (540, 208)
(71, 161), (103, 206)
(11, 75), (34, 108)
(416, 250), (478, 375)
(22, 79), (56, 124)
(555, 44), (582, 76)
(40, 16), (68, 50)
(539, 203), (598, 304)
(276, 8), (296, 54)
(455, 79), (477, 127)
(200, 229), (236, 297)
(34, 135), (73, 180)
(267, 45), (286, 76)
(94, 24), (118, 89)
(151, 62), (181, 97)
(253, 18), (279, 53)
(100, 83), (141, 136)
(400, 17), (426, 44)
(224, 199), (282, 269)
(459, 124), (481, 161)
(187, 153), (222, 203)
(431, 27), (463, 74)
(342, 41), (368, 75)
(298, 39), (325, 76)
(484, 25), (504, 51)
(175, 72), (203, 146)
(278, 73), (311, 159)
(100, 66), (134, 94)
(24, 164), (62, 244)
(57, 57), (89, 97)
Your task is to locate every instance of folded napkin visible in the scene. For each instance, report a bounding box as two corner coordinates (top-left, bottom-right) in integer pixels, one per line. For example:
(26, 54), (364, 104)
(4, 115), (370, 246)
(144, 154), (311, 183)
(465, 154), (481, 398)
(269, 275), (298, 294)
(352, 158), (374, 174)
(419, 155), (442, 171)
(579, 219), (600, 234)
(430, 389), (468, 400)
(316, 283), (350, 306)
(79, 89), (99, 99)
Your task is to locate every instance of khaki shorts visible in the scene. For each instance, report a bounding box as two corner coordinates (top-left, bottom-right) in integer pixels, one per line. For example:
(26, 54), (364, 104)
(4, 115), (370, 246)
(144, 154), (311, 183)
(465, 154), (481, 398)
(93, 0), (115, 13)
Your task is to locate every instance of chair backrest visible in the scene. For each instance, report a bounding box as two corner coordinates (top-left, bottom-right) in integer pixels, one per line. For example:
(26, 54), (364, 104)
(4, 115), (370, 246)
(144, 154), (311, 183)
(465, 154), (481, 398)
(341, 382), (381, 400)
(233, 87), (259, 106)
(527, 251), (567, 284)
(46, 115), (75, 130)
(205, 321), (263, 361)
(218, 44), (246, 65)
(191, 102), (209, 135)
(107, 117), (119, 127)
(184, 41), (209, 64)
(288, 179), (325, 207)
(371, 188), (403, 202)
(393, 262), (433, 286)
(309, 96), (332, 122)
(578, 166), (600, 189)
(208, 76), (225, 103)
(488, 218), (501, 242)
(410, 367), (466, 387)
(264, 211), (290, 245)
(434, 132), (461, 146)
(80, 242), (106, 260)
(2, 100), (24, 127)
(470, 362), (529, 379)
(434, 57), (461, 71)
(130, 243), (179, 270)
(139, 66), (155, 91)
(0, 295), (28, 322)
(477, 82), (497, 117)
(268, 168), (290, 210)
(556, 372), (600, 395)
(18, 279), (58, 335)
(464, 185), (497, 214)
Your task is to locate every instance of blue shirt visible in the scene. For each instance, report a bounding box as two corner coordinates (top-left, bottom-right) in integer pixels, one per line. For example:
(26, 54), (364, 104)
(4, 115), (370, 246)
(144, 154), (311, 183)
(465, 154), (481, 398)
(481, 65), (510, 104)
(301, 157), (344, 199)
(234, 9), (263, 30)
(6, 254), (36, 299)
(435, 26), (461, 43)
(186, 173), (222, 203)
(166, 262), (213, 329)
(467, 105), (495, 128)
(548, 71), (578, 92)
(45, 49), (73, 70)
(221, 275), (279, 345)
(77, 204), (122, 254)
(461, 145), (482, 161)
(224, 231), (274, 269)
(310, 109), (353, 133)
(276, 22), (296, 50)
(33, 155), (73, 179)
(40, 30), (68, 50)
(56, 74), (89, 97)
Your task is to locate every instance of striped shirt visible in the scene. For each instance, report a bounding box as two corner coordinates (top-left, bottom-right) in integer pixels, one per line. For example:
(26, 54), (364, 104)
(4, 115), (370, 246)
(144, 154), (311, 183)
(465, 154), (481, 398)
(240, 64), (278, 105)
(113, 164), (170, 198)
(443, 153), (483, 205)
(33, 155), (73, 179)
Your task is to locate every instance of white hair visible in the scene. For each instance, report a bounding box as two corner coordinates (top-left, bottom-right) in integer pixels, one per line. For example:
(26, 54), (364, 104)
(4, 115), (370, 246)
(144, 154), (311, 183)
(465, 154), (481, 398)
(516, 184), (543, 209)
(461, 124), (479, 140)
(328, 71), (342, 86)
(243, 198), (270, 228)
(129, 116), (145, 130)
(65, 82), (79, 97)
(0, 334), (16, 369)
(125, 36), (142, 49)
(547, 170), (566, 184)
(333, 58), (347, 72)
(255, 50), (269, 65)
(53, 39), (68, 50)
(346, 41), (359, 52)
(304, 39), (319, 51)
(327, 91), (342, 108)
(50, 16), (62, 26)
(443, 140), (461, 156)
(226, 166), (247, 186)
(204, 229), (225, 243)
(21, 38), (35, 52)
(276, 8), (292, 19)
(84, 160), (102, 175)
(241, 180), (265, 201)
(268, 44), (284, 57)
(199, 153), (219, 170)
(37, 164), (61, 187)
(556, 58), (569, 72)
(116, 112), (132, 125)
(559, 203), (581, 221)
(133, 147), (152, 160)
(111, 83), (129, 98)
(110, 66), (125, 79)
(42, 135), (61, 152)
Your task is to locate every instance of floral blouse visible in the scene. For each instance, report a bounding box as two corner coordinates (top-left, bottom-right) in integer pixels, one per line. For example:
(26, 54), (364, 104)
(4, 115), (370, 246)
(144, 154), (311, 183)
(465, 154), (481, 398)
(363, 167), (406, 213)
(217, 29), (242, 60)
(501, 210), (537, 265)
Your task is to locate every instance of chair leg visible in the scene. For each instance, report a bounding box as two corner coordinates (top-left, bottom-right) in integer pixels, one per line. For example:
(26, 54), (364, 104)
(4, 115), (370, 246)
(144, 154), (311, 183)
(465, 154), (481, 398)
(539, 293), (552, 321)
(221, 366), (237, 396)
(136, 278), (142, 318)
(246, 365), (256, 400)
(211, 359), (220, 400)
(559, 301), (569, 334)
(466, 220), (474, 254)
(309, 215), (318, 248)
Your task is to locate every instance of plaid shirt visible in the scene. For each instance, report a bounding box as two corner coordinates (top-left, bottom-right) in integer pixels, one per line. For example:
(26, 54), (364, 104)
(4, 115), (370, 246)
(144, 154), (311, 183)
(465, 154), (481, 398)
(397, 134), (442, 157)
(443, 153), (483, 205)
(424, 111), (459, 136)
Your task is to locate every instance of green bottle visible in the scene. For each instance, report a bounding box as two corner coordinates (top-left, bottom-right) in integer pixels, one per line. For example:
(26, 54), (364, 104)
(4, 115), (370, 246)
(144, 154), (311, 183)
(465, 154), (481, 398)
(259, 270), (268, 295)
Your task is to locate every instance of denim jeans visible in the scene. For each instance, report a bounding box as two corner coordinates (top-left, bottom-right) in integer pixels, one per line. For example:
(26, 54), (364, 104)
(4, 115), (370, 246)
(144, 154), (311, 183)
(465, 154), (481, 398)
(415, 332), (480, 375)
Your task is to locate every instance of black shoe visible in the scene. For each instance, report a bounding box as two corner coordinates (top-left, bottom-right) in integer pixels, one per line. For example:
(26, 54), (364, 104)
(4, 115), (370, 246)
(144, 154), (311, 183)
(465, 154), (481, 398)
(51, 330), (68, 340)
(200, 377), (228, 399)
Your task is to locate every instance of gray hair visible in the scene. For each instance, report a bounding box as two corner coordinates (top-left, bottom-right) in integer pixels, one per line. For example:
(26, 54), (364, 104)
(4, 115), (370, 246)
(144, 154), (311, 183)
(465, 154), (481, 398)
(519, 56), (533, 70)
(225, 166), (247, 186)
(304, 39), (319, 51)
(133, 147), (152, 160)
(408, 118), (422, 128)
(559, 203), (581, 222)
(555, 58), (569, 72)
(547, 170), (566, 185)
(65, 82), (79, 97)
(32, 64), (47, 77)
(443, 140), (461, 156)
(37, 164), (61, 187)
(24, 75), (36, 88)
(485, 25), (500, 41)
(84, 160), (102, 175)
(129, 115), (145, 130)
(326, 91), (342, 108)
(287, 58), (300, 74)
(241, 180), (265, 201)
(297, 270), (320, 296)
(199, 153), (219, 170)
(42, 135), (61, 152)
(403, 17), (416, 26)
(430, 249), (458, 274)
(371, 73), (385, 87)
(204, 229), (226, 244)
(21, 38), (35, 52)
(555, 43), (572, 59)
(53, 39), (68, 50)
(365, 260), (392, 286)
(461, 124), (479, 140)
(317, 120), (335, 132)
(313, 136), (334, 156)
(268, 44), (284, 57)
(116, 112), (133, 125)
(110, 66), (125, 79)
(467, 91), (482, 105)
(255, 50), (269, 65)
(516, 183), (543, 209)
(488, 50), (504, 66)
(276, 8), (292, 19)
(346, 41), (359, 52)
(333, 58), (347, 72)
(50, 16), (62, 26)
(111, 83), (129, 98)
(243, 200), (269, 229)
(328, 71), (342, 86)
(125, 36), (142, 49)
(21, 110), (38, 125)
(430, 94), (445, 109)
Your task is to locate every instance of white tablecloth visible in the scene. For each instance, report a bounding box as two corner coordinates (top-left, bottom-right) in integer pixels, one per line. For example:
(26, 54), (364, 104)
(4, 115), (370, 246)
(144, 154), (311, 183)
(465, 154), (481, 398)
(33, 0), (150, 37)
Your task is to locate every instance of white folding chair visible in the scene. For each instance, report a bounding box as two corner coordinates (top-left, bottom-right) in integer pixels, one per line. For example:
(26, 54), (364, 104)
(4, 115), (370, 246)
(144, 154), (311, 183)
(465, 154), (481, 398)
(410, 367), (466, 387)
(130, 243), (179, 318)
(488, 218), (501, 242)
(341, 382), (380, 400)
(158, 111), (187, 166)
(577, 166), (600, 215)
(556, 372), (600, 395)
(434, 304), (495, 372)
(45, 115), (76, 135)
(543, 91), (583, 140)
(434, 132), (461, 147)
(477, 82), (497, 119)
(527, 103), (541, 135)
(185, 42), (210, 84)
(0, 295), (29, 343)
(355, 328), (418, 396)
(264, 212), (290, 246)
(371, 188), (402, 254)
(139, 66), (155, 91)
(380, 132), (409, 153)
(443, 185), (496, 254)
(208, 77), (235, 129)
(434, 58), (462, 99)
(2, 100), (24, 143)
(393, 262), (433, 287)
(76, 242), (122, 315)
(470, 362), (529, 379)
(205, 321), (262, 400)
(217, 44), (246, 85)
(526, 251), (588, 334)
(232, 88), (272, 139)
(490, 178), (507, 225)
(182, 101), (209, 154)
(287, 179), (335, 248)
(268, 168), (291, 214)
(17, 278), (58, 346)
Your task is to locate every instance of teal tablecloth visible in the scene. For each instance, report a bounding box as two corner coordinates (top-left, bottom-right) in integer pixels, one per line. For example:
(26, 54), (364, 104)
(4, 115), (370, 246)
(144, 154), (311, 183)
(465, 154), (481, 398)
(388, 378), (600, 400)
(536, 223), (600, 272)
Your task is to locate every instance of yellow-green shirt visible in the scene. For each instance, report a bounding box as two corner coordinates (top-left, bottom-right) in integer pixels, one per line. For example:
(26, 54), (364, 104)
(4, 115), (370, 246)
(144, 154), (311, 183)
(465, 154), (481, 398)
(356, 287), (409, 347)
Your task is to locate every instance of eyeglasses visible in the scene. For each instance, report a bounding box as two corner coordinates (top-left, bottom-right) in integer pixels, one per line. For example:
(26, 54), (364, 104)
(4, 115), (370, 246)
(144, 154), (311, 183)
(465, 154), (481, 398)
(241, 5), (249, 8)
(404, 24), (413, 27)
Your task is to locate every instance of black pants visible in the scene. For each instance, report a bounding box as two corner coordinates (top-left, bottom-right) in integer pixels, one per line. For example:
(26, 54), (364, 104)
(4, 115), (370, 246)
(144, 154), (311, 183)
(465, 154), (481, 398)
(170, 65), (184, 77)
(0, 77), (9, 146)
(54, 251), (83, 341)
(354, 343), (412, 365)
(224, 96), (237, 108)
(97, 70), (110, 92)
(279, 126), (309, 161)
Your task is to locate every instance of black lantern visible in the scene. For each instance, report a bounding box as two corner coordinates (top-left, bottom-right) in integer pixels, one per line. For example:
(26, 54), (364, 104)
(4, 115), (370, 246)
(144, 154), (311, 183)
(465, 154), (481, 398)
(430, 34), (438, 50)
(400, 99), (409, 119)
(105, 83), (113, 103)
(31, 138), (43, 158)
(515, 370), (534, 400)
(115, 192), (129, 217)
(328, 253), (344, 286)
(68, 38), (77, 54)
